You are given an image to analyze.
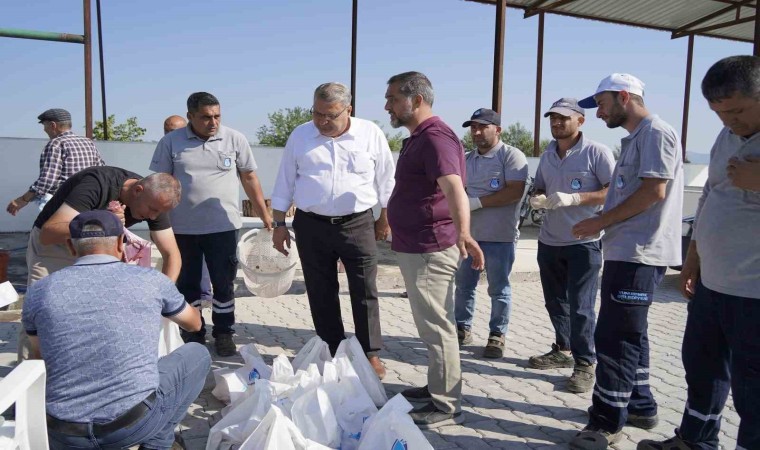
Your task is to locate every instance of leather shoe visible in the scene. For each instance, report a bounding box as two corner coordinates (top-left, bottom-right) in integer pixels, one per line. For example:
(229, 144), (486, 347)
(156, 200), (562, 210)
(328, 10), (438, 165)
(368, 355), (386, 380)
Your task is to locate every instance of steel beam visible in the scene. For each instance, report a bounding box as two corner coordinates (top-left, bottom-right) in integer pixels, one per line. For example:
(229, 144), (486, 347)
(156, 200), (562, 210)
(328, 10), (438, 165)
(524, 0), (578, 19)
(0, 28), (84, 44)
(681, 35), (694, 163)
(755, 0), (760, 54)
(84, 0), (93, 138)
(96, 0), (108, 140)
(492, 0), (506, 113)
(533, 12), (545, 157)
(350, 0), (358, 116)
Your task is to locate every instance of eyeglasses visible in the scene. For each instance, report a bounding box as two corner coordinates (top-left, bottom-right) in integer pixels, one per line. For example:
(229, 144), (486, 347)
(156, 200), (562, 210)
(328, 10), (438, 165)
(310, 105), (349, 121)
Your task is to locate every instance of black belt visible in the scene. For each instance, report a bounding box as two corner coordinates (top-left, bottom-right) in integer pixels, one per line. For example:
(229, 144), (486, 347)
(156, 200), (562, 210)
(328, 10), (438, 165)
(298, 209), (369, 225)
(46, 391), (156, 437)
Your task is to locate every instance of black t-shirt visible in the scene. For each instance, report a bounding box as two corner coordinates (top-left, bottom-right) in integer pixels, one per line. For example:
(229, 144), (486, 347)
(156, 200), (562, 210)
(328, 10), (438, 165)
(33, 166), (171, 231)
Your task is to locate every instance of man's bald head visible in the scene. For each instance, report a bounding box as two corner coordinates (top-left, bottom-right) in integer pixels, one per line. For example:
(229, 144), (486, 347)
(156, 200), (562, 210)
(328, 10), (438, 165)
(163, 115), (187, 135)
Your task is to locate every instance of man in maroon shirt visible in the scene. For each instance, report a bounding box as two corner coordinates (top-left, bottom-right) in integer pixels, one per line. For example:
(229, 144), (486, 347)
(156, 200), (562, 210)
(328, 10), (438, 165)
(385, 71), (484, 429)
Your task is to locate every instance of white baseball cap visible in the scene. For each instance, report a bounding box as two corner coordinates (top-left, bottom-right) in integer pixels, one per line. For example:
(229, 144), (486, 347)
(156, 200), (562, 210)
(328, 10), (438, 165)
(578, 73), (645, 108)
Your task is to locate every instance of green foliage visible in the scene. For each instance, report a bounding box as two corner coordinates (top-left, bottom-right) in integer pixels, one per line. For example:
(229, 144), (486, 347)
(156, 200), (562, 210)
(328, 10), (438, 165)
(373, 121), (405, 152)
(461, 122), (549, 157)
(256, 107), (312, 147)
(93, 115), (146, 141)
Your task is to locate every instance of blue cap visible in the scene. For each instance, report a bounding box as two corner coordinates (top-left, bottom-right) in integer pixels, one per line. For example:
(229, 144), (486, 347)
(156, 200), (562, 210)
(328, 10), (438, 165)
(69, 210), (124, 239)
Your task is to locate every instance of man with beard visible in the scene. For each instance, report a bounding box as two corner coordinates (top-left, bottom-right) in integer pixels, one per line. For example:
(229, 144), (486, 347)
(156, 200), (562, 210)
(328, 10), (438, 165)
(638, 55), (760, 450)
(271, 82), (395, 379)
(385, 71), (484, 428)
(527, 98), (615, 394)
(568, 75), (683, 449)
(454, 108), (528, 359)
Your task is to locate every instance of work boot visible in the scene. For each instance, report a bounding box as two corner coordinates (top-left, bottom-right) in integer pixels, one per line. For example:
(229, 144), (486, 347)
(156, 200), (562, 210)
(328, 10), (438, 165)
(483, 332), (505, 359)
(637, 435), (692, 450)
(409, 401), (464, 429)
(569, 424), (623, 450)
(401, 385), (432, 403)
(368, 355), (386, 380)
(627, 413), (660, 430)
(214, 333), (236, 357)
(181, 330), (206, 346)
(457, 325), (472, 345)
(567, 361), (596, 393)
(528, 343), (574, 369)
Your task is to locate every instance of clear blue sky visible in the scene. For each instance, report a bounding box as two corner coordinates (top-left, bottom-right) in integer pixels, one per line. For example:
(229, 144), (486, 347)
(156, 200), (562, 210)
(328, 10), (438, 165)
(0, 0), (753, 160)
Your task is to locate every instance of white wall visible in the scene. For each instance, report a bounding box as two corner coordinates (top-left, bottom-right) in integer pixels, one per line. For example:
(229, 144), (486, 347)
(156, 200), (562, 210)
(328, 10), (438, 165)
(0, 137), (706, 232)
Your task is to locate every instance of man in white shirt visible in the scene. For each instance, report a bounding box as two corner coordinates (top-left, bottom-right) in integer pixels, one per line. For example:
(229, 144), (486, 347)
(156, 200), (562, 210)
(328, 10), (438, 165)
(271, 82), (396, 379)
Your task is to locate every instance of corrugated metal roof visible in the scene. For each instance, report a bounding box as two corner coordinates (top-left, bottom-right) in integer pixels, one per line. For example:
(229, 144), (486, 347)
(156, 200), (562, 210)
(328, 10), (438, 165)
(464, 0), (758, 43)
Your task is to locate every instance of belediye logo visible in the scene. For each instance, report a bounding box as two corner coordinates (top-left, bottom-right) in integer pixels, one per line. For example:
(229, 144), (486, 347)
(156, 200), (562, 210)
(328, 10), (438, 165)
(224, 157), (232, 167)
(570, 177), (582, 190)
(392, 439), (408, 450)
(616, 174), (625, 189)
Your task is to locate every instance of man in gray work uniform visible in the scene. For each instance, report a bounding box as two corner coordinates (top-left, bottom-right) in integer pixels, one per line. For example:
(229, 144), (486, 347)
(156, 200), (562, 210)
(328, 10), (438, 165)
(455, 108), (528, 359)
(528, 98), (615, 394)
(569, 74), (683, 449)
(150, 92), (272, 357)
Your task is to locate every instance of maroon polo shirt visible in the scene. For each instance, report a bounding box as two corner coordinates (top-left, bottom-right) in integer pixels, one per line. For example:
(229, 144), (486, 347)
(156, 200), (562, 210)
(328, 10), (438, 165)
(387, 116), (465, 253)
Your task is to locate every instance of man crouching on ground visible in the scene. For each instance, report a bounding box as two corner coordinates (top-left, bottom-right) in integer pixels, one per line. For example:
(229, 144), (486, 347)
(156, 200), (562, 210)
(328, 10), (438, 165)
(22, 210), (210, 450)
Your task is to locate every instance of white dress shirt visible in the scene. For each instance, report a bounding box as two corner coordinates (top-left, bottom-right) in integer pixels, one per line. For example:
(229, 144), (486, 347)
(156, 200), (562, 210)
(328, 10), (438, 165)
(271, 117), (396, 216)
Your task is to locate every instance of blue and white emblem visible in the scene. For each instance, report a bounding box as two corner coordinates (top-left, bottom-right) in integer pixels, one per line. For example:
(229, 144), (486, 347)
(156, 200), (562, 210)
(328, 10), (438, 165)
(616, 174), (625, 189)
(489, 177), (500, 189)
(570, 178), (582, 190)
(391, 439), (408, 450)
(224, 157), (232, 168)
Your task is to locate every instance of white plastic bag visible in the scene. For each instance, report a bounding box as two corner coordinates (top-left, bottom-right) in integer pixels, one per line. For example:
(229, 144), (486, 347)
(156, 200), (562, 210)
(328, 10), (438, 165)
(238, 405), (332, 450)
(206, 379), (276, 450)
(210, 368), (249, 405)
(332, 355), (378, 450)
(291, 336), (332, 374)
(291, 386), (340, 448)
(157, 318), (183, 357)
(334, 337), (387, 407)
(358, 394), (433, 450)
(271, 354), (296, 384)
(240, 344), (273, 381)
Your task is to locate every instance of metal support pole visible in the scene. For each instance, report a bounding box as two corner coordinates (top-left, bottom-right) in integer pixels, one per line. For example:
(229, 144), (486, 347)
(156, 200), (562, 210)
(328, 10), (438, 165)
(755, 0), (760, 56)
(682, 34), (694, 163)
(0, 28), (84, 43)
(350, 0), (358, 116)
(84, 0), (93, 138)
(492, 0), (506, 113)
(96, 0), (108, 140)
(533, 12), (545, 157)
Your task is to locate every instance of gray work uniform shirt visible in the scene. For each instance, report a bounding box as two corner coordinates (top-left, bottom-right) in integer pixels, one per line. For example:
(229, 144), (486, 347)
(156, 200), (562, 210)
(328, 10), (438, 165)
(692, 127), (760, 299)
(602, 115), (684, 267)
(465, 142), (529, 242)
(535, 134), (615, 246)
(150, 125), (257, 234)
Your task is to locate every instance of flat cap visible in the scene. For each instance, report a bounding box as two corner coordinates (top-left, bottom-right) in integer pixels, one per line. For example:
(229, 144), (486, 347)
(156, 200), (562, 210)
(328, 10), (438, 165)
(37, 108), (72, 123)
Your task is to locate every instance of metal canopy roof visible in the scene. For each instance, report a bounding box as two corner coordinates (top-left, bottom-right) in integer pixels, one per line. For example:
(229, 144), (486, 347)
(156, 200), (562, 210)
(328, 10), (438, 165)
(465, 0), (758, 43)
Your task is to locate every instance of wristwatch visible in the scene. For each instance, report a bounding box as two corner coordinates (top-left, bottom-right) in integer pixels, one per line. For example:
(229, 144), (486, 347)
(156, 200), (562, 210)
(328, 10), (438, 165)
(273, 221), (287, 228)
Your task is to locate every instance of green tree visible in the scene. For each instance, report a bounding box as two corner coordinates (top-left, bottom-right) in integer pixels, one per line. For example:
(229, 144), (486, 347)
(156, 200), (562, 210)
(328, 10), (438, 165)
(461, 122), (549, 157)
(373, 121), (405, 152)
(93, 115), (146, 141)
(256, 107), (312, 147)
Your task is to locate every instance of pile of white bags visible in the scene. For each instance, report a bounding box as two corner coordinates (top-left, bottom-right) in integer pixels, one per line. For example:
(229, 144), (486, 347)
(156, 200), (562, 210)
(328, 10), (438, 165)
(207, 336), (432, 450)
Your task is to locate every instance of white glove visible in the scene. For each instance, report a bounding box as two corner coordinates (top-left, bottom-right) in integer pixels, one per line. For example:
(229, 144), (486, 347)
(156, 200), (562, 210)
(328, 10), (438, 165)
(545, 192), (581, 210)
(529, 194), (548, 209)
(468, 196), (482, 211)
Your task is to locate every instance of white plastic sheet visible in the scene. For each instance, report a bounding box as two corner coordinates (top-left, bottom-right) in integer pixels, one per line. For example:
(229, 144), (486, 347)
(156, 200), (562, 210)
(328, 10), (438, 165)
(291, 386), (340, 448)
(206, 379), (276, 450)
(358, 394), (433, 450)
(334, 337), (388, 407)
(157, 317), (183, 357)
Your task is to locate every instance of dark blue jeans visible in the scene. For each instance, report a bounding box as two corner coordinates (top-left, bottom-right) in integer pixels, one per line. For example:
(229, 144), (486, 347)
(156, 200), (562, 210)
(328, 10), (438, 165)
(589, 261), (665, 433)
(536, 241), (602, 365)
(455, 241), (515, 335)
(48, 343), (211, 449)
(175, 230), (239, 337)
(677, 280), (760, 450)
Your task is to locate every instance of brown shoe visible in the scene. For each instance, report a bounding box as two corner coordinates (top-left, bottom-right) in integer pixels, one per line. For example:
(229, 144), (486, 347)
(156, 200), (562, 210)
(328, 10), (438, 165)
(368, 355), (386, 380)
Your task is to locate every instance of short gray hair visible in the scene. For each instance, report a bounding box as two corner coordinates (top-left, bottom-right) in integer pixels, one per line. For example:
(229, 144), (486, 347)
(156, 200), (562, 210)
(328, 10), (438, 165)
(701, 55), (760, 103)
(71, 224), (119, 255)
(56, 120), (72, 130)
(314, 82), (352, 106)
(138, 173), (181, 208)
(387, 71), (435, 106)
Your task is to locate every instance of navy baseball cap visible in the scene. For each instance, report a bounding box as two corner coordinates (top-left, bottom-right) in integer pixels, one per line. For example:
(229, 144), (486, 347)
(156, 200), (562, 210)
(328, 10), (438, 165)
(544, 98), (585, 117)
(37, 108), (72, 124)
(69, 210), (124, 239)
(462, 108), (501, 127)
